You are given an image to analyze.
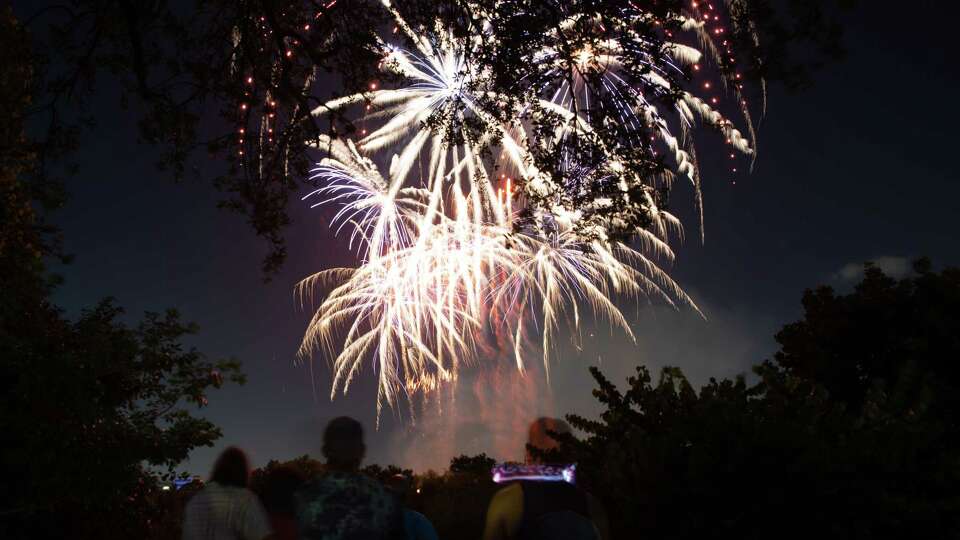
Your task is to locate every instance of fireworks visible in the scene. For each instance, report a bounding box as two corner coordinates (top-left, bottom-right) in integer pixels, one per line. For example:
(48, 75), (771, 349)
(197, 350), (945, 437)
(298, 0), (758, 416)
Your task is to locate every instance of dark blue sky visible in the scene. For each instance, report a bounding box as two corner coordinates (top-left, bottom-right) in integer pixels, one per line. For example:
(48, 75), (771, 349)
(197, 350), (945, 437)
(38, 3), (960, 473)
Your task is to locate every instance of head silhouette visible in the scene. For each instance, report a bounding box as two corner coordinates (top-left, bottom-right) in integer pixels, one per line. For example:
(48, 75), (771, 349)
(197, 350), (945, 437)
(261, 464), (306, 516)
(385, 473), (411, 502)
(525, 417), (572, 464)
(210, 446), (250, 488)
(323, 416), (365, 471)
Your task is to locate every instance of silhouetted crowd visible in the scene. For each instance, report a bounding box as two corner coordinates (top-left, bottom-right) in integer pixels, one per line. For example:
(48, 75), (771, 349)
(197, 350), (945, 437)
(181, 417), (608, 540)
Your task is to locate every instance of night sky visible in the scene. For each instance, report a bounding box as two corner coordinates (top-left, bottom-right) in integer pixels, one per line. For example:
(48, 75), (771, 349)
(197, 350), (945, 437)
(37, 2), (959, 474)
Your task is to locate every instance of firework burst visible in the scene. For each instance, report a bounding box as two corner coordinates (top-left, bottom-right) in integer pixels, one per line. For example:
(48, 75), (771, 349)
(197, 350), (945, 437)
(298, 0), (760, 416)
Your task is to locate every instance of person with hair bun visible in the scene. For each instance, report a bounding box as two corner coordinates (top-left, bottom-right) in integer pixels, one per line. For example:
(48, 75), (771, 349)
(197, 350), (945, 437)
(182, 446), (273, 540)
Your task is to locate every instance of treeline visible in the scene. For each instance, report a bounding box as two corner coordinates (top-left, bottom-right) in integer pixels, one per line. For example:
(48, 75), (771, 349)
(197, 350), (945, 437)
(286, 260), (960, 539)
(150, 260), (960, 540)
(560, 260), (960, 539)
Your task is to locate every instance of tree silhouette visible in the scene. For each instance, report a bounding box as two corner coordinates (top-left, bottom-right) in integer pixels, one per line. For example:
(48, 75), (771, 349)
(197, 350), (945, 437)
(773, 258), (960, 429)
(0, 9), (245, 538)
(13, 0), (856, 276)
(554, 261), (960, 539)
(449, 453), (497, 476)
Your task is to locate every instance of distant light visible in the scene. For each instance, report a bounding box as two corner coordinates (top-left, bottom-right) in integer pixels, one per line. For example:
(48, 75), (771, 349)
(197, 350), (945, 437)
(162, 485), (171, 491)
(174, 478), (194, 490)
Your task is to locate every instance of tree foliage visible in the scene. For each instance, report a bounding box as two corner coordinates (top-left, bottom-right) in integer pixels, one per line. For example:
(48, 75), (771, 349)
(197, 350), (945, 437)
(774, 258), (960, 426)
(0, 9), (245, 538)
(552, 261), (960, 540)
(15, 0), (856, 276)
(1, 287), (246, 539)
(132, 260), (960, 540)
(19, 0), (389, 275)
(448, 452), (497, 475)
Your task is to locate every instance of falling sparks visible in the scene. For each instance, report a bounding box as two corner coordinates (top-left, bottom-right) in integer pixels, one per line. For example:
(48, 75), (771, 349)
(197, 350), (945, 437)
(297, 0), (759, 417)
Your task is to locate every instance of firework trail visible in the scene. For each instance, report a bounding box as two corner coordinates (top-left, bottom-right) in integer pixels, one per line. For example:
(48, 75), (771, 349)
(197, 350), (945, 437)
(299, 0), (758, 416)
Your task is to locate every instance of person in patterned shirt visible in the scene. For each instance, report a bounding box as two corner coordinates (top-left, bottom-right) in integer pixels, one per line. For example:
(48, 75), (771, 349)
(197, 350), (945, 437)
(295, 417), (403, 540)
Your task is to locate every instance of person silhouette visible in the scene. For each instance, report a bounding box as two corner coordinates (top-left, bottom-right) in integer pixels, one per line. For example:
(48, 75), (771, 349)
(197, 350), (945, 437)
(259, 464), (305, 540)
(482, 418), (609, 540)
(182, 446), (272, 540)
(294, 416), (403, 540)
(385, 474), (439, 540)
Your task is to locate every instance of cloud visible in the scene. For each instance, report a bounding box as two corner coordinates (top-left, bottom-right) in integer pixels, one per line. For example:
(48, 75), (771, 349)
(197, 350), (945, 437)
(834, 256), (912, 283)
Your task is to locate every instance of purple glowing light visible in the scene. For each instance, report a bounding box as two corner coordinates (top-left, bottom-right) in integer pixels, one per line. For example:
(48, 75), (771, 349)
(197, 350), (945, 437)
(491, 463), (577, 484)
